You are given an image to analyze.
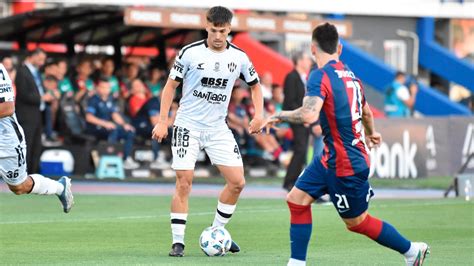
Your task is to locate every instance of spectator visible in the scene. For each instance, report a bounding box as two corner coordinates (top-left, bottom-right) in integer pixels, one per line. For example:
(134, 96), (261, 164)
(74, 58), (94, 104)
(15, 48), (50, 173)
(42, 60), (61, 143)
(146, 67), (165, 97)
(42, 75), (61, 145)
(282, 51), (313, 191)
(56, 58), (74, 96)
(128, 78), (170, 169)
(85, 78), (139, 169)
(2, 56), (16, 85)
(100, 57), (120, 98)
(121, 63), (140, 99)
(260, 71), (274, 100)
(384, 71), (418, 117)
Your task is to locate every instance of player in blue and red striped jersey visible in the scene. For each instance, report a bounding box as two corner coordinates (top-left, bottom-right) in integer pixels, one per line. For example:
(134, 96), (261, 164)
(262, 23), (429, 266)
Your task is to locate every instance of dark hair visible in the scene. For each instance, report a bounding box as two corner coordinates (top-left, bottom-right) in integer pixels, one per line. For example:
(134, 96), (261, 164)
(28, 48), (46, 57)
(206, 6), (233, 26)
(44, 75), (58, 83)
(395, 71), (405, 79)
(312, 23), (339, 54)
(97, 76), (110, 84)
(44, 58), (57, 68)
(101, 57), (114, 64)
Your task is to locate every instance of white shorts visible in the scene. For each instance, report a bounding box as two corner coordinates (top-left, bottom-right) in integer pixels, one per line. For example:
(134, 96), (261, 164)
(171, 126), (243, 170)
(0, 144), (28, 186)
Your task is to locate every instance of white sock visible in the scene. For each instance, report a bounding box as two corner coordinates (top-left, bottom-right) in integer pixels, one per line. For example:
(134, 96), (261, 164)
(404, 242), (417, 258)
(29, 174), (64, 195)
(170, 213), (188, 244)
(288, 258), (306, 266)
(212, 201), (237, 227)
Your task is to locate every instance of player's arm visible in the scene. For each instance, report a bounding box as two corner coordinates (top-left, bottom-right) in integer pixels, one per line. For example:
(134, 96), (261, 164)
(248, 83), (265, 134)
(85, 112), (114, 129)
(0, 101), (14, 118)
(362, 104), (382, 149)
(158, 78), (180, 124)
(152, 78), (180, 142)
(273, 95), (323, 124)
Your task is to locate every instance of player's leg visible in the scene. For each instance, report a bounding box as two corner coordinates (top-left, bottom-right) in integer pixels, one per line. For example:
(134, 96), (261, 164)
(343, 212), (429, 265)
(168, 126), (200, 257)
(286, 187), (315, 266)
(1, 149), (73, 212)
(204, 129), (246, 253)
(169, 169), (194, 256)
(286, 160), (328, 266)
(331, 170), (429, 265)
(214, 165), (245, 226)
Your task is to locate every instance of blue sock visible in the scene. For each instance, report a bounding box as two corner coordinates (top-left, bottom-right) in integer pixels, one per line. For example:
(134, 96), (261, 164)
(290, 224), (312, 261)
(349, 215), (411, 254)
(288, 201), (313, 261)
(376, 222), (411, 254)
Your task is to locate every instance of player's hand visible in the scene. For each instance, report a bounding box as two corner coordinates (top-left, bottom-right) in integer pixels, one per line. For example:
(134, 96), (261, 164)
(248, 116), (266, 134)
(42, 93), (55, 102)
(152, 121), (168, 143)
(261, 116), (281, 134)
(104, 122), (116, 130)
(123, 123), (135, 132)
(365, 132), (382, 150)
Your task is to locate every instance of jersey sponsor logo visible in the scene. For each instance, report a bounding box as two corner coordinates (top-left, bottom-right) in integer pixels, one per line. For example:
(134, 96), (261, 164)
(369, 130), (418, 178)
(197, 63), (205, 70)
(213, 62), (220, 72)
(228, 62), (237, 73)
(200, 77), (229, 89)
(0, 84), (12, 94)
(173, 61), (184, 73)
(334, 70), (356, 79)
(192, 90), (227, 103)
(248, 65), (256, 76)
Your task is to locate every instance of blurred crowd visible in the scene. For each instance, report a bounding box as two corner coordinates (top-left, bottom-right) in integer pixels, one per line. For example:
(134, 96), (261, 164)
(2, 49), (322, 174)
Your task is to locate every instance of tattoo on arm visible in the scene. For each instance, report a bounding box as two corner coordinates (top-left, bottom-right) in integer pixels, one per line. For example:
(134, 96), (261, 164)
(275, 96), (320, 124)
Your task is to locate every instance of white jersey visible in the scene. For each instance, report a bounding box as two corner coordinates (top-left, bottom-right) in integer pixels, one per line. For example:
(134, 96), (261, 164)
(169, 39), (259, 131)
(0, 63), (25, 149)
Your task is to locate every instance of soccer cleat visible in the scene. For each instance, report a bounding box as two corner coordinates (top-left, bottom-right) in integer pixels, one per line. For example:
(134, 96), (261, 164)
(169, 243), (185, 257)
(57, 176), (74, 213)
(229, 240), (240, 253)
(405, 242), (430, 266)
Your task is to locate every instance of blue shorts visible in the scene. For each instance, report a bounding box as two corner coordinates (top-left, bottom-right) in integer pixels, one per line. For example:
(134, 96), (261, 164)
(295, 159), (374, 219)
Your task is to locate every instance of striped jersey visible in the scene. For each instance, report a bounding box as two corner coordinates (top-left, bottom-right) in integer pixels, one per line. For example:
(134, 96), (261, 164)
(169, 39), (259, 131)
(0, 63), (25, 149)
(306, 60), (370, 177)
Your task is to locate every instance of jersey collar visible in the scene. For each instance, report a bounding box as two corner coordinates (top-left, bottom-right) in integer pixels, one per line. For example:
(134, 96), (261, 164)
(204, 39), (231, 50)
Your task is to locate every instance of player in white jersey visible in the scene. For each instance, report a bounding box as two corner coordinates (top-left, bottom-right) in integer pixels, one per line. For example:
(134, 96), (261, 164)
(152, 6), (265, 257)
(0, 63), (73, 213)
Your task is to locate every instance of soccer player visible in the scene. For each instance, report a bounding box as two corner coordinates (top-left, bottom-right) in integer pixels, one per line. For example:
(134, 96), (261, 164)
(0, 63), (73, 213)
(262, 23), (429, 266)
(152, 6), (265, 257)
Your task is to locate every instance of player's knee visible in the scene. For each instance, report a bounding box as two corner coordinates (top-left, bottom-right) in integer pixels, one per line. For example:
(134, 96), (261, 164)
(9, 185), (28, 195)
(176, 181), (192, 195)
(229, 178), (245, 194)
(344, 212), (368, 228)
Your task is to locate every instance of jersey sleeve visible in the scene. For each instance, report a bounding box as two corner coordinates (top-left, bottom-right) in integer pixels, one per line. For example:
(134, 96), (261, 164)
(0, 64), (14, 103)
(240, 56), (259, 86)
(85, 97), (97, 115)
(357, 79), (367, 107)
(168, 49), (190, 83)
(306, 69), (327, 100)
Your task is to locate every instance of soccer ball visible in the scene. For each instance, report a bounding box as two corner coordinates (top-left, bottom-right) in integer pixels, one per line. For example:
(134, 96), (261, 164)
(199, 226), (232, 256)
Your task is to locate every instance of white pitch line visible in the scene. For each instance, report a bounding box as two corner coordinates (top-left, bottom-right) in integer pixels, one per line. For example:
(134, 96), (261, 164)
(0, 200), (469, 225)
(0, 207), (287, 225)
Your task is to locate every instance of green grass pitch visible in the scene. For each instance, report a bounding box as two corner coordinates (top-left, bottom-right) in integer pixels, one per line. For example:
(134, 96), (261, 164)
(0, 194), (473, 265)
